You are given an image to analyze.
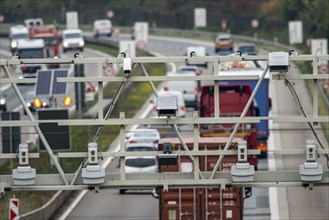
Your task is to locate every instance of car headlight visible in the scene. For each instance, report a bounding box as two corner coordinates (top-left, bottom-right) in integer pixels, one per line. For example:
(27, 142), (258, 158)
(0, 98), (6, 105)
(79, 40), (85, 46)
(11, 41), (18, 49)
(63, 41), (69, 47)
(42, 101), (47, 107)
(26, 102), (31, 107)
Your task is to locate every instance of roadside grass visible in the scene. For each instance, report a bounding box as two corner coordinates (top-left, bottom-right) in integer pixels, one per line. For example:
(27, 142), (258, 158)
(0, 44), (165, 219)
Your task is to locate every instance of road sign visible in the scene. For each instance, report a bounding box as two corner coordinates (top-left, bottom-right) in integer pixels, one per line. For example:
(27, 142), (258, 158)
(9, 198), (19, 220)
(119, 40), (136, 57)
(38, 109), (71, 151)
(66, 11), (78, 29)
(194, 8), (207, 28)
(289, 21), (303, 44)
(85, 82), (95, 101)
(134, 22), (148, 50)
(251, 19), (259, 28)
(311, 39), (328, 65)
(107, 10), (114, 19)
(318, 64), (328, 74)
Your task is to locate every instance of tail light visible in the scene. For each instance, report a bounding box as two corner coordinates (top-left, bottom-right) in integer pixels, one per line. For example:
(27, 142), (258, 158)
(195, 71), (201, 76)
(20, 66), (28, 72)
(164, 87), (169, 91)
(194, 87), (198, 95)
(153, 106), (157, 112)
(153, 140), (159, 144)
(128, 140), (137, 144)
(96, 29), (99, 33)
(181, 106), (185, 112)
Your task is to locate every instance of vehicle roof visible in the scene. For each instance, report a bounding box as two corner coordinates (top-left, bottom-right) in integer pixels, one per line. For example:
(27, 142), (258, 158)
(31, 25), (57, 33)
(159, 137), (242, 145)
(62, 29), (82, 34)
(158, 90), (184, 96)
(16, 39), (45, 48)
(10, 25), (29, 33)
(132, 128), (159, 133)
(217, 34), (231, 39)
(126, 143), (157, 148)
(94, 19), (112, 24)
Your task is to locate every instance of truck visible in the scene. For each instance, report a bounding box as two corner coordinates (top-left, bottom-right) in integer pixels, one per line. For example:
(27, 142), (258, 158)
(217, 62), (271, 157)
(157, 137), (249, 220)
(14, 39), (47, 79)
(29, 24), (61, 65)
(199, 83), (259, 167)
(9, 25), (29, 54)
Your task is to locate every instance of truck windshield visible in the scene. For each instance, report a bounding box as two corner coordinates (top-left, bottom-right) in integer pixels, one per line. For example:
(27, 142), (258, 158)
(35, 37), (57, 46)
(18, 48), (44, 58)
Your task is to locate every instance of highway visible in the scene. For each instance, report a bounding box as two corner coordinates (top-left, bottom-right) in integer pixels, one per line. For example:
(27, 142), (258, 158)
(64, 35), (328, 220)
(1, 34), (328, 220)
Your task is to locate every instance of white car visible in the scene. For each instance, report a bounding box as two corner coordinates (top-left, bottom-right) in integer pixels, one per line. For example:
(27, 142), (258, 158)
(125, 128), (160, 146)
(62, 29), (84, 53)
(120, 143), (158, 194)
(119, 155), (157, 194)
(93, 19), (112, 38)
(178, 65), (202, 76)
(164, 73), (199, 110)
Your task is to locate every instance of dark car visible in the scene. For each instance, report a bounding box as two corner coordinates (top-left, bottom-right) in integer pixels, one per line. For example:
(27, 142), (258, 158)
(238, 44), (258, 55)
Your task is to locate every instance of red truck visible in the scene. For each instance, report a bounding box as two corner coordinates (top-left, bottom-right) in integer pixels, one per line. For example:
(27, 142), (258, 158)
(158, 137), (248, 220)
(30, 24), (61, 67)
(199, 84), (258, 169)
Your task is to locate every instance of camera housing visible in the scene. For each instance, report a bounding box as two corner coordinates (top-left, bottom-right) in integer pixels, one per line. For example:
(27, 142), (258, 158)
(123, 57), (132, 74)
(268, 52), (289, 72)
(156, 95), (178, 117)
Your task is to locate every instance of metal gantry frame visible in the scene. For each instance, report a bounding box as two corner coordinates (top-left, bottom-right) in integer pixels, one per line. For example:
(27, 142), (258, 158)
(0, 54), (329, 192)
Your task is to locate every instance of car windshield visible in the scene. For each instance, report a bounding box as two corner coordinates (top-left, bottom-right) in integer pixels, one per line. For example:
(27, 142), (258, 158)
(125, 158), (156, 167)
(180, 68), (196, 72)
(18, 48), (44, 58)
(133, 132), (158, 138)
(64, 33), (81, 39)
(127, 147), (154, 151)
(12, 33), (29, 40)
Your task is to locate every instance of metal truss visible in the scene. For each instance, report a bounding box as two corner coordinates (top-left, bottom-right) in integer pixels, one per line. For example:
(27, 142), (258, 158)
(0, 54), (328, 191)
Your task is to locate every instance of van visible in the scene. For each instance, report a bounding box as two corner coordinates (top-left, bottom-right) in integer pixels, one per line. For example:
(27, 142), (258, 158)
(9, 25), (29, 53)
(15, 39), (47, 79)
(164, 74), (199, 110)
(62, 29), (84, 53)
(93, 19), (113, 38)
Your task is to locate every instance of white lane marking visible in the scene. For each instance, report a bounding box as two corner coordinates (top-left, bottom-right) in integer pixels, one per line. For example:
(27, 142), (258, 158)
(268, 78), (289, 220)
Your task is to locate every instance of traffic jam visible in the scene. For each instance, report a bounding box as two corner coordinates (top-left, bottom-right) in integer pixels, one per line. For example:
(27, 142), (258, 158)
(0, 2), (328, 220)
